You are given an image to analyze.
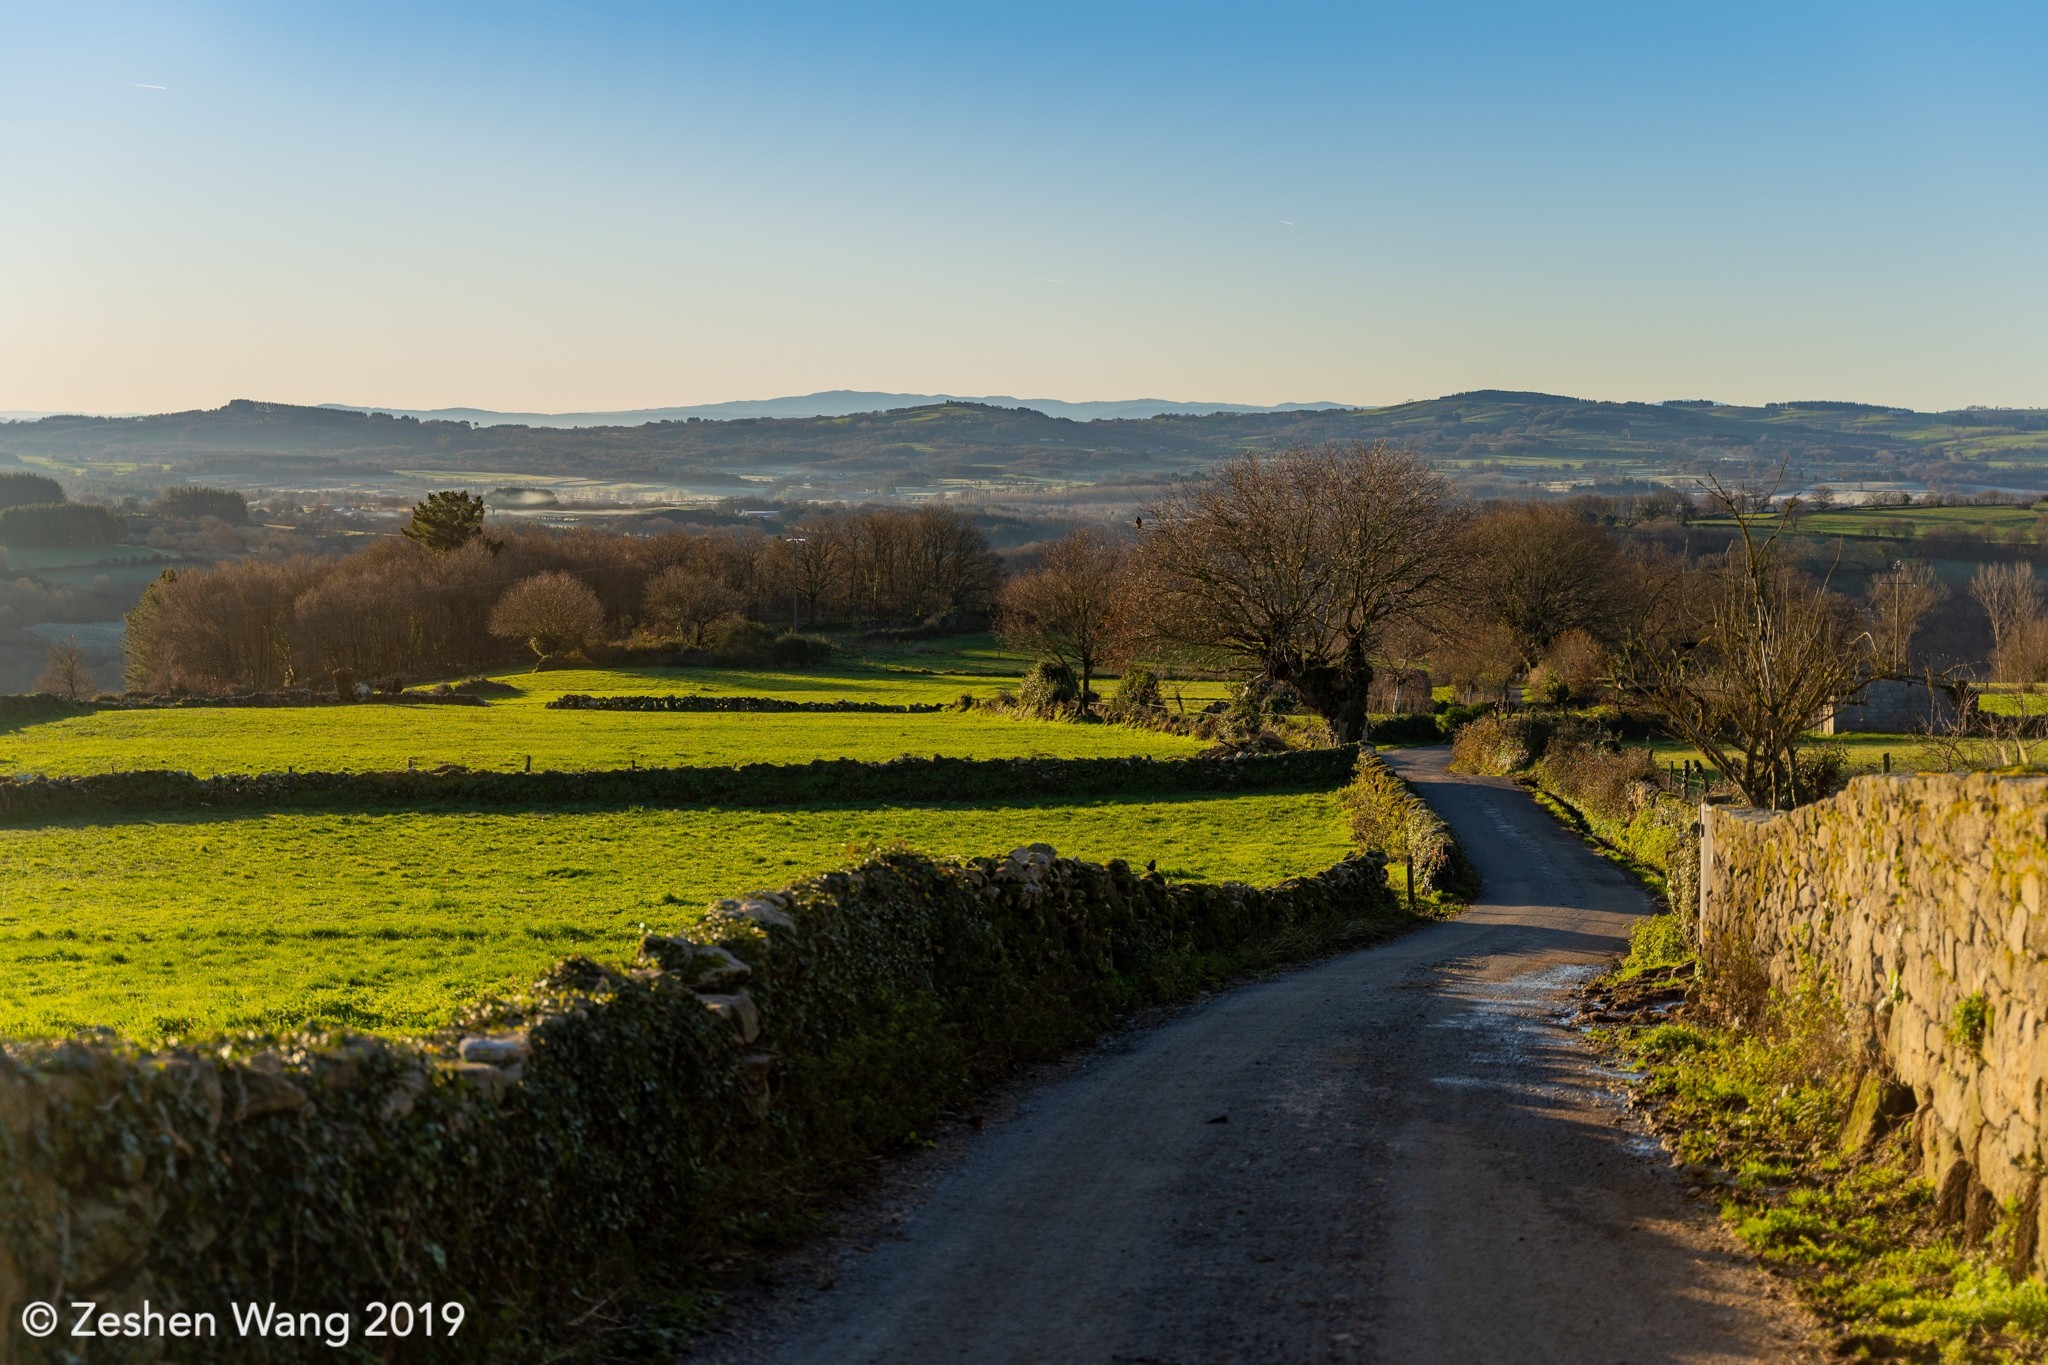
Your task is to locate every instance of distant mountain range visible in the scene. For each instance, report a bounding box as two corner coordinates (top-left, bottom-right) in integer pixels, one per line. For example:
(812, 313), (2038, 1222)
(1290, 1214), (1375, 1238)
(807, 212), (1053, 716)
(4, 391), (2045, 502)
(314, 391), (1351, 426)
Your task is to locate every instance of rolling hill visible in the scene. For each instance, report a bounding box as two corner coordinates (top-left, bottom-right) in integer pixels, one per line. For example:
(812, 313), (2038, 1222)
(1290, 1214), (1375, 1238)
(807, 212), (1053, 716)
(3, 392), (2045, 501)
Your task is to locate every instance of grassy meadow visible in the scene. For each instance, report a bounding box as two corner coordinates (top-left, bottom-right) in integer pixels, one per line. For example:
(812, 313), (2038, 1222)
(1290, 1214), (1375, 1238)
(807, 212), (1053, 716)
(0, 643), (1245, 778)
(0, 647), (1343, 1043)
(0, 704), (1204, 777)
(0, 789), (1351, 1040)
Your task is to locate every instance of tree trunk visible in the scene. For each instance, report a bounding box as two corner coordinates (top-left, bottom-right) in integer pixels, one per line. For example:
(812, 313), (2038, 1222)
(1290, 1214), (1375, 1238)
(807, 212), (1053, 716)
(1290, 649), (1373, 745)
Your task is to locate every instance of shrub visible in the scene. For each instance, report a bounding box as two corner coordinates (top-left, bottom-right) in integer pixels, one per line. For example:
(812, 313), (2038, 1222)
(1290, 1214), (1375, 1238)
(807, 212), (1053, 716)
(1525, 663), (1572, 707)
(706, 617), (777, 662)
(769, 632), (836, 668)
(1537, 738), (1656, 826)
(1107, 664), (1163, 719)
(1018, 660), (1080, 717)
(1364, 712), (1440, 745)
(1794, 743), (1849, 802)
(1448, 711), (1540, 775)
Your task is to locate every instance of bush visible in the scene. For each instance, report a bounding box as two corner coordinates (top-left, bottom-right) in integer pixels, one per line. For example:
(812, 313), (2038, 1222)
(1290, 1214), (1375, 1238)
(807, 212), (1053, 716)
(0, 501), (126, 548)
(1018, 660), (1080, 717)
(1525, 663), (1572, 707)
(1448, 712), (1540, 775)
(1107, 664), (1163, 719)
(1537, 738), (1657, 825)
(769, 632), (836, 668)
(706, 617), (777, 663)
(1364, 712), (1441, 745)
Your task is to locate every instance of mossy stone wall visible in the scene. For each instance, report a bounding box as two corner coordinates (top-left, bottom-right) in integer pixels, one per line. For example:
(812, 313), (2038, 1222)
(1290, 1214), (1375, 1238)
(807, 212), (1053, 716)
(1702, 774), (2048, 1271)
(0, 844), (1405, 1361)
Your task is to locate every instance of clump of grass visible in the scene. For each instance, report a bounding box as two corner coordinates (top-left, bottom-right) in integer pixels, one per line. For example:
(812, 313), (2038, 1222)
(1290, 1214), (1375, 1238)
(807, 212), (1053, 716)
(1611, 969), (2048, 1361)
(1612, 911), (1694, 984)
(1952, 992), (1991, 1051)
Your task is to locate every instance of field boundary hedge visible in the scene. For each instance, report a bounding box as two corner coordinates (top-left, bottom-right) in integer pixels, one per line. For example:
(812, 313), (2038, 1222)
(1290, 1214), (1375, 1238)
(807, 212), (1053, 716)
(0, 746), (1359, 822)
(0, 843), (1411, 1361)
(547, 692), (947, 714)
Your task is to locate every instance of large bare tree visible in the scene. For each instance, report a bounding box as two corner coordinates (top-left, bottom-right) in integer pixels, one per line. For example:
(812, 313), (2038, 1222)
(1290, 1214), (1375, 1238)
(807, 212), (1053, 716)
(1617, 483), (1869, 809)
(1133, 443), (1460, 742)
(1461, 502), (1625, 669)
(997, 528), (1128, 704)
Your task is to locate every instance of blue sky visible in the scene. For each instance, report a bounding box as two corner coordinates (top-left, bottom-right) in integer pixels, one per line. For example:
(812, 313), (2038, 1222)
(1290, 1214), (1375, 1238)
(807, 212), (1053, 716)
(1, 2), (2043, 413)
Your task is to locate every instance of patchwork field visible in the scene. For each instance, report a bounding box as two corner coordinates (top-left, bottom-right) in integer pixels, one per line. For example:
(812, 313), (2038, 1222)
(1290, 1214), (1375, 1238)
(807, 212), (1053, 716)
(0, 789), (1350, 1040)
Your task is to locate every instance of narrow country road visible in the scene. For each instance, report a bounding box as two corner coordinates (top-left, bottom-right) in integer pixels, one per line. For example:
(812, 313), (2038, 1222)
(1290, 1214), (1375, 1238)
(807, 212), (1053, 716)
(693, 748), (1815, 1364)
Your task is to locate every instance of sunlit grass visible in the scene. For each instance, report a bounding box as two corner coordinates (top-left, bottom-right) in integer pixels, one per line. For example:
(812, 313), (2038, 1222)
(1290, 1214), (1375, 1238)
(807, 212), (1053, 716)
(0, 789), (1352, 1040)
(0, 704), (1204, 778)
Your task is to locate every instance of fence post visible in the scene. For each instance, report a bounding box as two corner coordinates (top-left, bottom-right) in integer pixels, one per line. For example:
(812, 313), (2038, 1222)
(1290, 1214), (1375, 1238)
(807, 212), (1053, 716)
(1696, 801), (1714, 943)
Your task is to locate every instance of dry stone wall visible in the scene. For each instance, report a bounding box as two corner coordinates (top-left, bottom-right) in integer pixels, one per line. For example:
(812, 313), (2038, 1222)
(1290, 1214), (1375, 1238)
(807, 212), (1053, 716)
(1701, 774), (2048, 1269)
(0, 845), (1406, 1362)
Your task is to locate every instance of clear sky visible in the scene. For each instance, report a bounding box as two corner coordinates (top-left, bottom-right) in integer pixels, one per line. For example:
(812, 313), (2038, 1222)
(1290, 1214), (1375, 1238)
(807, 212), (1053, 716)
(1, 1), (2043, 416)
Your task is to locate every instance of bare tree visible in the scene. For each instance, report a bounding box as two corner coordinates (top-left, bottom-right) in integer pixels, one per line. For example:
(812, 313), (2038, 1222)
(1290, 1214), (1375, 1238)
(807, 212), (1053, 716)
(1999, 613), (2048, 685)
(1133, 443), (1461, 742)
(1617, 480), (1870, 809)
(1461, 502), (1624, 669)
(1866, 560), (1948, 675)
(489, 572), (606, 665)
(643, 566), (744, 647)
(785, 519), (845, 623)
(997, 528), (1128, 704)
(35, 635), (95, 700)
(1971, 563), (2044, 677)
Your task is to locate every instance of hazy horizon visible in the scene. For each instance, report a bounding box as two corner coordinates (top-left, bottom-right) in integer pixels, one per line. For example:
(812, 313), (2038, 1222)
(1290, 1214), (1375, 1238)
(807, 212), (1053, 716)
(11, 384), (2047, 430)
(3, 2), (2044, 415)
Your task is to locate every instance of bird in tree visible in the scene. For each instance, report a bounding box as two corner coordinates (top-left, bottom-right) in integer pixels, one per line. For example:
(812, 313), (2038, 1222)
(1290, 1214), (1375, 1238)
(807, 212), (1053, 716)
(403, 490), (491, 552)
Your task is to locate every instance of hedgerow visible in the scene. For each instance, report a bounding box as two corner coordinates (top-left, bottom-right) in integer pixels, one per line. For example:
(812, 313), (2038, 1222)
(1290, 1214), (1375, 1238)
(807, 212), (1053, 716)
(0, 747), (1359, 822)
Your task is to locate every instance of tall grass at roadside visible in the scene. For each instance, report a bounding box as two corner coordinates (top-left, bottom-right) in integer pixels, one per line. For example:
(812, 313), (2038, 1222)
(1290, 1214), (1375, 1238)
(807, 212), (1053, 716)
(1600, 931), (2048, 1362)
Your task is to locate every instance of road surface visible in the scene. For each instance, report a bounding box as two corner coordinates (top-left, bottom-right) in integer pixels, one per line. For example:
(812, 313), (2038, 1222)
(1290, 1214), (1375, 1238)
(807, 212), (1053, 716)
(694, 747), (1815, 1363)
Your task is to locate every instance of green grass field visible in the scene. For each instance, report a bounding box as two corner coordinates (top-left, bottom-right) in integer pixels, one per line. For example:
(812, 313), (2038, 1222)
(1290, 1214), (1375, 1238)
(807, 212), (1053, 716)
(1644, 733), (2012, 777)
(0, 703), (1204, 777)
(1700, 503), (2043, 544)
(0, 789), (1352, 1040)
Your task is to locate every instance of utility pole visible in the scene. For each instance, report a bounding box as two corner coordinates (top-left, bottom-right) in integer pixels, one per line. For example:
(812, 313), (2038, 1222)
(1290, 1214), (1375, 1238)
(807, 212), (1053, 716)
(780, 534), (808, 633)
